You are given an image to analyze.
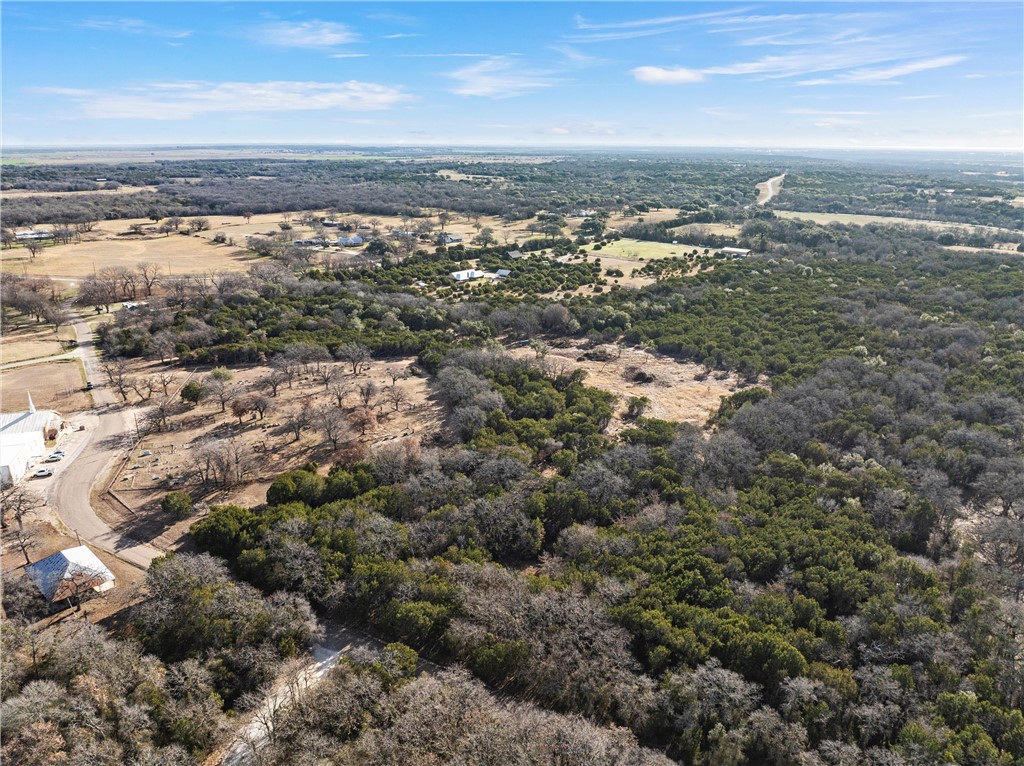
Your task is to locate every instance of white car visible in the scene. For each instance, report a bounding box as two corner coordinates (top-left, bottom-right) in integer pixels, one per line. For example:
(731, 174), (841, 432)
(32, 468), (53, 478)
(44, 454), (63, 463)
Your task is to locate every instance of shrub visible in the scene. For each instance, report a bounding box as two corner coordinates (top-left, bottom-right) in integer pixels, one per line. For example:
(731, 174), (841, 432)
(161, 491), (193, 519)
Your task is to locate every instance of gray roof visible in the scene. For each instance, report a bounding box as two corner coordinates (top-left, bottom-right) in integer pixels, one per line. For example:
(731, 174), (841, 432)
(25, 546), (115, 602)
(0, 411), (56, 437)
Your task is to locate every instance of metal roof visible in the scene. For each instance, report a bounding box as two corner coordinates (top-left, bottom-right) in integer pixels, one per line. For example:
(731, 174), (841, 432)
(25, 546), (115, 602)
(0, 411), (56, 437)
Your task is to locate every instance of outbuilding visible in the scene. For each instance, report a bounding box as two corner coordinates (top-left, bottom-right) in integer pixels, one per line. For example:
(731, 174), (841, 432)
(451, 269), (484, 281)
(25, 546), (115, 605)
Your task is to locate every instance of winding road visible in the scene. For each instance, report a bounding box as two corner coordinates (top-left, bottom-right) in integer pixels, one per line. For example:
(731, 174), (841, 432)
(4, 313), (401, 765)
(30, 315), (164, 567)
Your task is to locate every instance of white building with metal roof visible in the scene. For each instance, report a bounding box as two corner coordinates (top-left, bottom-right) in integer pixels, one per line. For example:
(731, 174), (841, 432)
(0, 395), (63, 485)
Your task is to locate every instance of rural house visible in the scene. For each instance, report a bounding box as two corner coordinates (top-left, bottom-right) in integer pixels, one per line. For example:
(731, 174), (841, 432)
(451, 269), (484, 281)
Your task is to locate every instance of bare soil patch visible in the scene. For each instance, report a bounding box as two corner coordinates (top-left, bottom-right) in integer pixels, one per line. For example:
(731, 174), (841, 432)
(1, 359), (91, 413)
(511, 342), (750, 431)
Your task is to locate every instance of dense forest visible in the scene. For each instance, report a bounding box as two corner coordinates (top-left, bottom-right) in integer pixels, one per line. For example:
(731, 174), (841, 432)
(3, 155), (1023, 766)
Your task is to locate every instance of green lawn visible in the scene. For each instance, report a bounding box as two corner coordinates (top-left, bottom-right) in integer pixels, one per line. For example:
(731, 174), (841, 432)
(589, 238), (696, 260)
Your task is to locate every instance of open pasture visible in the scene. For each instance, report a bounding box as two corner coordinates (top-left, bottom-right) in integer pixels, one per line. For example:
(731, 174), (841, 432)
(0, 359), (90, 414)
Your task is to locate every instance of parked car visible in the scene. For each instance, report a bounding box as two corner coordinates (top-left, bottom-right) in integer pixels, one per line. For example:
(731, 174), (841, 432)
(44, 454), (63, 463)
(32, 468), (53, 478)
(50, 450), (66, 457)
(84, 382), (94, 390)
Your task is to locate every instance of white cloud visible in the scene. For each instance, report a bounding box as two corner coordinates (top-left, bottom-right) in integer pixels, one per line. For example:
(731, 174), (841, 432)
(33, 80), (411, 119)
(331, 53), (368, 59)
(254, 20), (359, 49)
(798, 55), (966, 85)
(380, 33), (421, 40)
(632, 66), (705, 84)
(80, 18), (191, 38)
(449, 57), (558, 98)
(896, 94), (940, 101)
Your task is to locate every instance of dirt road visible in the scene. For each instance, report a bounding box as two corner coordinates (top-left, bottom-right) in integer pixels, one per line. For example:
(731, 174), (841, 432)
(214, 625), (390, 766)
(755, 173), (786, 205)
(43, 315), (164, 568)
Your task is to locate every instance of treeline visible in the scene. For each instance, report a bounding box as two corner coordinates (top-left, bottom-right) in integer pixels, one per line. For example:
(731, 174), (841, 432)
(1, 156), (777, 226)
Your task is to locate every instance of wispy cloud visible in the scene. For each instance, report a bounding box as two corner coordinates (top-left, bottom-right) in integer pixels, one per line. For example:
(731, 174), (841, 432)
(700, 107), (745, 119)
(401, 53), (494, 58)
(569, 8), (743, 43)
(80, 18), (191, 39)
(448, 56), (558, 98)
(331, 53), (368, 59)
(632, 66), (705, 84)
(380, 33), (421, 40)
(30, 80), (411, 119)
(550, 45), (605, 67)
(896, 94), (940, 101)
(786, 109), (877, 115)
(798, 55), (966, 85)
(252, 20), (359, 49)
(537, 120), (618, 136)
(634, 49), (967, 87)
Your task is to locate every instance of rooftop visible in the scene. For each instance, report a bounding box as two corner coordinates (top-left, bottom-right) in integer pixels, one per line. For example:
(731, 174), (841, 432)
(0, 410), (56, 437)
(25, 546), (115, 602)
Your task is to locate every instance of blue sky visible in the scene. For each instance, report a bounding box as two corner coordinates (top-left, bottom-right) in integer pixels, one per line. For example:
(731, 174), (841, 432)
(2, 1), (1021, 149)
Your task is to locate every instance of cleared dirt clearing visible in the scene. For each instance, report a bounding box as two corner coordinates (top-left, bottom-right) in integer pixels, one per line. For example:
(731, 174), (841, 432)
(510, 342), (747, 430)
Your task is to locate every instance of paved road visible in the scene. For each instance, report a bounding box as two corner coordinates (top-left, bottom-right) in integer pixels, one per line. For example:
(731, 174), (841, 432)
(42, 315), (164, 568)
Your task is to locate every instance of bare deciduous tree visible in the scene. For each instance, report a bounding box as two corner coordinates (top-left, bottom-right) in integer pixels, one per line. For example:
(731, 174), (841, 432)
(335, 343), (371, 375)
(327, 380), (351, 409)
(316, 405), (352, 451)
(0, 483), (44, 531)
(137, 262), (162, 296)
(100, 358), (132, 402)
(286, 400), (314, 442)
(385, 384), (409, 412)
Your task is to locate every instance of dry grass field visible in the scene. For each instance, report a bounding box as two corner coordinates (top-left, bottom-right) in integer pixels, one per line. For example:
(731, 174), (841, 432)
(1, 185), (159, 199)
(0, 321), (76, 364)
(0, 359), (91, 413)
(773, 209), (1022, 236)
